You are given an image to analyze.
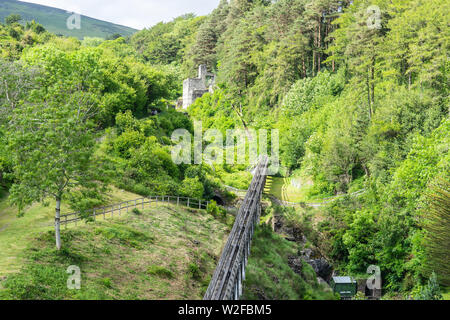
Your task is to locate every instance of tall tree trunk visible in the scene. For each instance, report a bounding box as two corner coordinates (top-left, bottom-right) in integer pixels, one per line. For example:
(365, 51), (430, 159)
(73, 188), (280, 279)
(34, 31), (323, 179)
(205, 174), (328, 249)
(362, 163), (370, 177)
(312, 51), (316, 77)
(318, 18), (321, 73)
(55, 196), (62, 250)
(302, 58), (306, 78)
(408, 72), (412, 90)
(371, 57), (375, 107)
(312, 25), (317, 77)
(367, 71), (372, 121)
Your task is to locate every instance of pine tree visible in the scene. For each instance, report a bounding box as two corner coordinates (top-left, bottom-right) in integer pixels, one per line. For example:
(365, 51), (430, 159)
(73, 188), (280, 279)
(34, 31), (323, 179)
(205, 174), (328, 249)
(417, 273), (443, 300)
(422, 177), (450, 286)
(183, 0), (229, 74)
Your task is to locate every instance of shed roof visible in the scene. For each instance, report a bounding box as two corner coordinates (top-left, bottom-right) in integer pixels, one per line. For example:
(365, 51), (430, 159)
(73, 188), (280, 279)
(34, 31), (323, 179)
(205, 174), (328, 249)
(332, 276), (356, 284)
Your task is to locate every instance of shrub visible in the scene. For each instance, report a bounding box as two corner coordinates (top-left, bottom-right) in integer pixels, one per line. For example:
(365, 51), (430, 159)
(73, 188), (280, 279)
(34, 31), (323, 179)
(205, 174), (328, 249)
(180, 177), (204, 199)
(188, 263), (201, 280)
(416, 273), (443, 300)
(99, 277), (113, 289)
(207, 200), (219, 217)
(147, 265), (174, 279)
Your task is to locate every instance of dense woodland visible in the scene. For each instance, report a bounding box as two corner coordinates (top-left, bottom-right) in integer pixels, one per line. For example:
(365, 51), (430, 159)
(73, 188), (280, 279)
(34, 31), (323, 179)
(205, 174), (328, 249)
(0, 0), (448, 299)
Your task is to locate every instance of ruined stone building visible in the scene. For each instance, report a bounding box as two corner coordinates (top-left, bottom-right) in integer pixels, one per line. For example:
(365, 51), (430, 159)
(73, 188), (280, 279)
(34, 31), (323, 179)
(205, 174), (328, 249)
(182, 65), (215, 109)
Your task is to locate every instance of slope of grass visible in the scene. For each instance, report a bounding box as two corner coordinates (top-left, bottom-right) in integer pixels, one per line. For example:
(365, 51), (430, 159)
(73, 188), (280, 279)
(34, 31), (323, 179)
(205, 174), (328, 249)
(0, 187), (186, 276)
(0, 202), (230, 300)
(242, 224), (336, 300)
(0, 0), (137, 39)
(265, 177), (309, 203)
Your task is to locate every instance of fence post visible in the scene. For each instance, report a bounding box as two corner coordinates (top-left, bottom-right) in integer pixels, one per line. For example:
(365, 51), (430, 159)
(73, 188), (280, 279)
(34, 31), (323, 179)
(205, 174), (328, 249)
(93, 209), (96, 221)
(187, 198), (190, 208)
(177, 197), (179, 206)
(199, 199), (201, 209)
(103, 207), (106, 219)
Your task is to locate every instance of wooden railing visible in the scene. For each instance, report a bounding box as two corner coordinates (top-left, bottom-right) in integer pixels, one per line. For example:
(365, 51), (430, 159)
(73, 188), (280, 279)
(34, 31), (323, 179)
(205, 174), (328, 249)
(204, 156), (269, 300)
(59, 196), (209, 227)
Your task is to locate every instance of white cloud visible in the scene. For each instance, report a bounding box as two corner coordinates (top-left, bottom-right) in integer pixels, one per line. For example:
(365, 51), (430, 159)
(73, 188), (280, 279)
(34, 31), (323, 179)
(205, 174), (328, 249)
(19, 0), (220, 29)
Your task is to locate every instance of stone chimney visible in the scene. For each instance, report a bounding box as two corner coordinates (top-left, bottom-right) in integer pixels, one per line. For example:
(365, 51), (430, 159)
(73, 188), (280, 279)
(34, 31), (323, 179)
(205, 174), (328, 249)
(198, 64), (207, 81)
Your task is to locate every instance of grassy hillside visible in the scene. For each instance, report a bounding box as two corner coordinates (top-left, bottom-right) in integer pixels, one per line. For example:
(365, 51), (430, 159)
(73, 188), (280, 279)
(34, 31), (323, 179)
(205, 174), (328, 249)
(0, 0), (137, 39)
(0, 187), (145, 275)
(242, 225), (336, 300)
(0, 198), (230, 300)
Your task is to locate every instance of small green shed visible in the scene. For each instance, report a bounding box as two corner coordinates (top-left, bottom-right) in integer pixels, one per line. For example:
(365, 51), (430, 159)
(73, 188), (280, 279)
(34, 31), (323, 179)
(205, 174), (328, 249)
(331, 276), (357, 299)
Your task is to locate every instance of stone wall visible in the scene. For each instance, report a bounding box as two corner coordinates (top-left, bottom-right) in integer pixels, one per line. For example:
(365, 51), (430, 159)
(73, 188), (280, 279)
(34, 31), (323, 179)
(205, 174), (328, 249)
(182, 65), (215, 109)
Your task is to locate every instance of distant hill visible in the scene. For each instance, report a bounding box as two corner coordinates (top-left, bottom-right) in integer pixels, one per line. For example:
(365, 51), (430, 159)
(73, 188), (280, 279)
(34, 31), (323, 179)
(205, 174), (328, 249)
(0, 0), (137, 39)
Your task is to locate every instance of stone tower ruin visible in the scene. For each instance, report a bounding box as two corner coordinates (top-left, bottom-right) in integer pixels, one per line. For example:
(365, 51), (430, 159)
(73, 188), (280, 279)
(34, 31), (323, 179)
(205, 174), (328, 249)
(182, 65), (215, 109)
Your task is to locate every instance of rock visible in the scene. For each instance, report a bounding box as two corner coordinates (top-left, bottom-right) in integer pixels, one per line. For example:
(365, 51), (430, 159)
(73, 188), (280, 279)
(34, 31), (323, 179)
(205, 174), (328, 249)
(299, 235), (308, 246)
(272, 215), (283, 233)
(288, 256), (303, 275)
(284, 236), (296, 242)
(300, 248), (313, 260)
(307, 258), (333, 282)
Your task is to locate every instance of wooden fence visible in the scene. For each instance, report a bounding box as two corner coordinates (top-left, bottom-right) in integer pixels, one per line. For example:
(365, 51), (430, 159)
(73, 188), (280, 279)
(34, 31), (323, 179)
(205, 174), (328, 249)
(59, 196), (210, 228)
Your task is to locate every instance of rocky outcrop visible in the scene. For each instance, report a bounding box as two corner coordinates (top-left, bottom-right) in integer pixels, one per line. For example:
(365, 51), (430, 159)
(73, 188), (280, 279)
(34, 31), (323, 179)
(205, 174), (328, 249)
(306, 258), (333, 282)
(288, 256), (303, 275)
(272, 213), (334, 284)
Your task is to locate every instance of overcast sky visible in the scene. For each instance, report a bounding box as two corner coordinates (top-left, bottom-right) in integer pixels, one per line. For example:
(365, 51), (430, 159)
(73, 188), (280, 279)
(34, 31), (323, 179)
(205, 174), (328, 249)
(20, 0), (221, 30)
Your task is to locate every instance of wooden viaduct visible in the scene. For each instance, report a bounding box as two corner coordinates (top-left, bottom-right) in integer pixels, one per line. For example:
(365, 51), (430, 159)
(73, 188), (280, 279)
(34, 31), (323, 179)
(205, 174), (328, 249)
(204, 156), (269, 300)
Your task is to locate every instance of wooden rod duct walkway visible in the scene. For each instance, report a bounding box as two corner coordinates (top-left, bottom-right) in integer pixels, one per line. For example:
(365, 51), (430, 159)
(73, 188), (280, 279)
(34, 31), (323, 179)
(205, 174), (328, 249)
(204, 156), (269, 300)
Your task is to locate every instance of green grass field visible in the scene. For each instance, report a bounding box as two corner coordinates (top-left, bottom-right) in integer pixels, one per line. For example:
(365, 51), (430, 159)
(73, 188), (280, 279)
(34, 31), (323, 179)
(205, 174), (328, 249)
(265, 176), (310, 203)
(0, 194), (230, 300)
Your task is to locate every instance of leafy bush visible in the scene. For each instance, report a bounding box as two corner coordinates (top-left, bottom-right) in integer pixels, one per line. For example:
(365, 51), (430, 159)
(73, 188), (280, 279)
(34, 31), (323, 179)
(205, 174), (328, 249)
(188, 263), (201, 280)
(147, 265), (174, 279)
(132, 208), (142, 215)
(180, 177), (204, 199)
(207, 200), (219, 217)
